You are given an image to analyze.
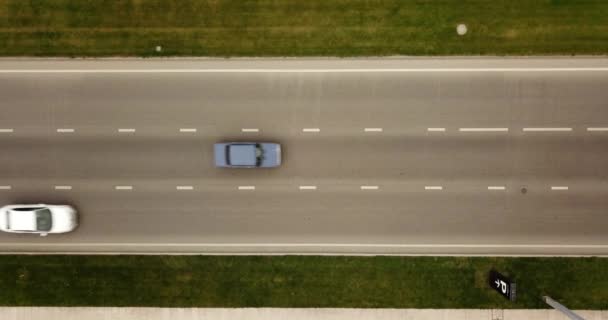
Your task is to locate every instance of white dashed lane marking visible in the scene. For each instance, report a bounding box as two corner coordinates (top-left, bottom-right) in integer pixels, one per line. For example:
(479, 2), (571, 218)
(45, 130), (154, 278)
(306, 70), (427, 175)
(488, 186), (506, 190)
(523, 127), (572, 132)
(360, 186), (379, 190)
(0, 184), (587, 192)
(5, 126), (606, 135)
(459, 128), (509, 132)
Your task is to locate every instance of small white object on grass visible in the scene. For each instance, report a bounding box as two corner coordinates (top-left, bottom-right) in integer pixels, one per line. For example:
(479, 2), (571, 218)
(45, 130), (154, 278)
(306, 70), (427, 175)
(155, 46), (162, 52)
(457, 24), (468, 36)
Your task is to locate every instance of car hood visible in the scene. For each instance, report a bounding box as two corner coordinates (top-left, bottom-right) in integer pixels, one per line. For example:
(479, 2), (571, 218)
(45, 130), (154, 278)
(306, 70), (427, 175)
(49, 207), (78, 233)
(259, 143), (281, 167)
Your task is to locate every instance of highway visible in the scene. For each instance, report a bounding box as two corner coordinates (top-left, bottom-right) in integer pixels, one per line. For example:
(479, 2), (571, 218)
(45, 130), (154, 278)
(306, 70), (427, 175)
(0, 58), (607, 255)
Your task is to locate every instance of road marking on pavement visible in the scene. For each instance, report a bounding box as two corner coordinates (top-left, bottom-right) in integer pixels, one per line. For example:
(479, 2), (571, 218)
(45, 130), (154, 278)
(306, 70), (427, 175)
(0, 186), (11, 190)
(6, 242), (608, 253)
(360, 185), (379, 190)
(587, 127), (608, 131)
(56, 128), (75, 133)
(54, 185), (72, 190)
(115, 185), (133, 190)
(551, 186), (569, 191)
(425, 186), (443, 190)
(118, 128), (136, 133)
(176, 186), (194, 190)
(299, 185), (317, 190)
(241, 128), (259, 133)
(488, 186), (506, 190)
(427, 128), (446, 132)
(0, 129), (14, 133)
(5, 68), (608, 73)
(364, 128), (383, 132)
(523, 127), (572, 132)
(302, 128), (320, 133)
(238, 186), (256, 190)
(459, 128), (509, 132)
(179, 128), (197, 133)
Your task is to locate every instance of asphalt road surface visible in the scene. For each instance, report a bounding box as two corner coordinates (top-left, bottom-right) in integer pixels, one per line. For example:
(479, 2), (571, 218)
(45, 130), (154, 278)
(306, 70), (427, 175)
(0, 58), (607, 255)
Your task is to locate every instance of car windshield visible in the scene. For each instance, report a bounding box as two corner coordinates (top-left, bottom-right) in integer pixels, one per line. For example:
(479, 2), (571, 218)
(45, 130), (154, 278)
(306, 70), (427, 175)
(35, 209), (52, 231)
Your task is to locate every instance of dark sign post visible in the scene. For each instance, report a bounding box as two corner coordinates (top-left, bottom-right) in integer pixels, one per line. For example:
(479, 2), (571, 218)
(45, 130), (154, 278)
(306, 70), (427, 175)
(489, 270), (516, 301)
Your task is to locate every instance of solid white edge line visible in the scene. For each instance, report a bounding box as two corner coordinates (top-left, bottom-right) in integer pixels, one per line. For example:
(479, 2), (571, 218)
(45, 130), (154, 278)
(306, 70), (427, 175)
(360, 186), (379, 190)
(523, 127), (572, 132)
(551, 186), (569, 190)
(0, 129), (14, 133)
(587, 127), (608, 131)
(56, 128), (75, 133)
(179, 128), (197, 133)
(427, 128), (446, 132)
(3, 68), (608, 73)
(117, 128), (136, 133)
(302, 128), (320, 133)
(238, 186), (255, 190)
(459, 128), (509, 132)
(0, 252), (604, 257)
(364, 128), (383, 132)
(176, 186), (194, 190)
(0, 186), (12, 190)
(115, 186), (133, 190)
(241, 128), (259, 133)
(54, 186), (72, 190)
(425, 186), (443, 190)
(4, 243), (607, 249)
(488, 186), (506, 190)
(299, 186), (317, 190)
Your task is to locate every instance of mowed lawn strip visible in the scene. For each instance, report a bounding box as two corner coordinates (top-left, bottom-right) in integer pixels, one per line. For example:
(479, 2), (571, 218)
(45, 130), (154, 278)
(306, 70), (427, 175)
(0, 255), (607, 308)
(0, 0), (607, 56)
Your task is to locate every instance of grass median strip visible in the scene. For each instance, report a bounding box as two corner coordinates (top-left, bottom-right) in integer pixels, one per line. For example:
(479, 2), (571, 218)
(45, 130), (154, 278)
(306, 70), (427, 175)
(0, 0), (607, 56)
(0, 255), (606, 308)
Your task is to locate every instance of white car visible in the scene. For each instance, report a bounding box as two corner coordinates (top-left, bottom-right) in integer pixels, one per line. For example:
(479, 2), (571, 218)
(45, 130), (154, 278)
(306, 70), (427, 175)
(0, 204), (78, 236)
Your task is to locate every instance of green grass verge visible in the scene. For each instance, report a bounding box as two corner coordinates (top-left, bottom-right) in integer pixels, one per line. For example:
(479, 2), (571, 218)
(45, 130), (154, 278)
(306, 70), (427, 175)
(0, 255), (607, 308)
(0, 0), (607, 56)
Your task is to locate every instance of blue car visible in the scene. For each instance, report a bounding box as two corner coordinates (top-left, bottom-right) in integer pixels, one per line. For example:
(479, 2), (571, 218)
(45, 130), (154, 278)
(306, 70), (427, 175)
(214, 142), (282, 168)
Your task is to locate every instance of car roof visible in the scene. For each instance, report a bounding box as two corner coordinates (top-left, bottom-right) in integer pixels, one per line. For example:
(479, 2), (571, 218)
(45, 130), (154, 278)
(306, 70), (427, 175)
(228, 144), (257, 166)
(7, 210), (37, 231)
